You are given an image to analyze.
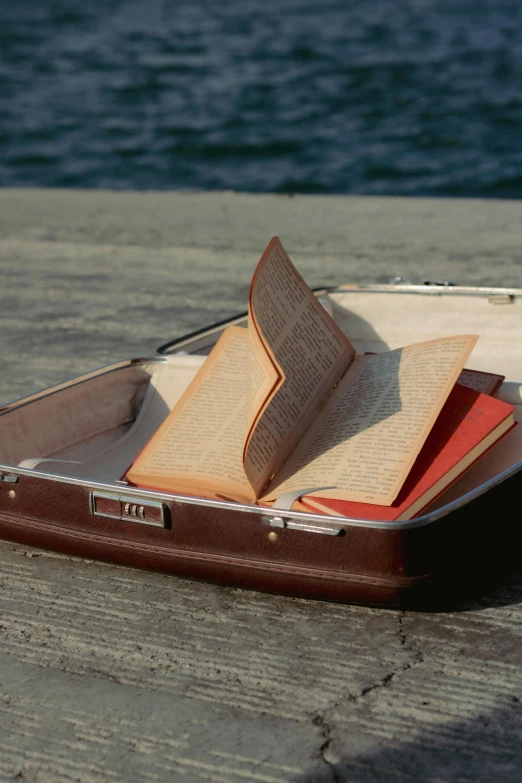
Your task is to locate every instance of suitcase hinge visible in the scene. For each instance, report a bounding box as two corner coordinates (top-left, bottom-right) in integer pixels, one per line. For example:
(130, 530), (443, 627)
(487, 294), (515, 305)
(422, 279), (455, 287)
(389, 277), (456, 287)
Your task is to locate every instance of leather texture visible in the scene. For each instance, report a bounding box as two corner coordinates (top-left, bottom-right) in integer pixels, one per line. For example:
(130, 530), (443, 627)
(0, 467), (518, 607)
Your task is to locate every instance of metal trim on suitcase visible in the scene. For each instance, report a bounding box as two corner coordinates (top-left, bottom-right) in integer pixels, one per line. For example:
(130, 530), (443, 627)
(1, 282), (521, 606)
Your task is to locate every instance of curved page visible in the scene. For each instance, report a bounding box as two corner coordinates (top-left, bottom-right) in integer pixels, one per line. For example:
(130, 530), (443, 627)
(244, 237), (356, 497)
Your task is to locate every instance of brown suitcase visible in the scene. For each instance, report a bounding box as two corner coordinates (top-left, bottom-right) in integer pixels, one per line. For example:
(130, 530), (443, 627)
(1, 282), (521, 607)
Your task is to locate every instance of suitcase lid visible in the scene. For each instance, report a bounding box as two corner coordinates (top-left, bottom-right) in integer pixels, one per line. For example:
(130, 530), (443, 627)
(157, 281), (522, 380)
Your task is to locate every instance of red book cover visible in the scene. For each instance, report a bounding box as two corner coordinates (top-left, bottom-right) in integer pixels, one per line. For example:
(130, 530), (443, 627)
(300, 383), (515, 522)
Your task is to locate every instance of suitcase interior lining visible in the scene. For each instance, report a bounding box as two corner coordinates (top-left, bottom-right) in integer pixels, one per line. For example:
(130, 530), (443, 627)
(0, 357), (205, 484)
(330, 291), (522, 380)
(0, 290), (521, 513)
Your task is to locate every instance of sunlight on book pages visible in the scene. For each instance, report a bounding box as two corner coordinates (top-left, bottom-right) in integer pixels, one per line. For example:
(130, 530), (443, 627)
(126, 237), (498, 518)
(299, 381), (515, 521)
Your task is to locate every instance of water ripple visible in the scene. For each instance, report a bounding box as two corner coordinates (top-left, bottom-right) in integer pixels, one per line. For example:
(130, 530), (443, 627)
(0, 0), (521, 196)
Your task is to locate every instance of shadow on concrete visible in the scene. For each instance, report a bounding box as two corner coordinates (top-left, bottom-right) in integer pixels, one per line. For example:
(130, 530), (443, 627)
(409, 563), (522, 616)
(448, 566), (522, 613)
(299, 698), (522, 782)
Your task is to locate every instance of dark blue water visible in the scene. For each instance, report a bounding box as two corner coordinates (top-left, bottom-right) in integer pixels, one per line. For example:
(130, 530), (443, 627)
(1, 0), (522, 196)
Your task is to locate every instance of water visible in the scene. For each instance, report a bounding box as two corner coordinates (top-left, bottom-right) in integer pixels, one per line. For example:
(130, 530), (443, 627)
(1, 0), (522, 197)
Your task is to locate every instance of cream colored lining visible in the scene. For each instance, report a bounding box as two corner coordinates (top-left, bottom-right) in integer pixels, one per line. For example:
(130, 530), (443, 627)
(0, 356), (204, 483)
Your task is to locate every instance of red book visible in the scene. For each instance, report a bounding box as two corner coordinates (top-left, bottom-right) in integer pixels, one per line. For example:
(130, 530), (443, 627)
(300, 383), (515, 522)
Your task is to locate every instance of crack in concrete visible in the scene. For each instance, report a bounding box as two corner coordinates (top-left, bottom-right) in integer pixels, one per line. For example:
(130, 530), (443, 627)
(397, 611), (408, 645)
(313, 712), (342, 783)
(397, 610), (424, 665)
(312, 611), (425, 779)
(359, 611), (424, 698)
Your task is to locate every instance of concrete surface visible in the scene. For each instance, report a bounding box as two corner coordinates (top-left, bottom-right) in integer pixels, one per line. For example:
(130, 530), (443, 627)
(1, 189), (522, 782)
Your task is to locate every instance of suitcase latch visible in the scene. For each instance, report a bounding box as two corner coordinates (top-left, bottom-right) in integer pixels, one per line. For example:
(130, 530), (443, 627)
(488, 294), (515, 305)
(0, 473), (18, 483)
(261, 515), (343, 535)
(90, 491), (168, 528)
(262, 486), (343, 535)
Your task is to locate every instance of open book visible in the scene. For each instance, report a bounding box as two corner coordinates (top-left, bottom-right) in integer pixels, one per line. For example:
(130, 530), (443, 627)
(127, 237), (479, 507)
(299, 381), (515, 521)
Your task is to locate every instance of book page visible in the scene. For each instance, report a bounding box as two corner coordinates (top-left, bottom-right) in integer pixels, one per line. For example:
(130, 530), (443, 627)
(244, 316), (281, 439)
(264, 335), (478, 506)
(244, 237), (356, 496)
(127, 327), (254, 503)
